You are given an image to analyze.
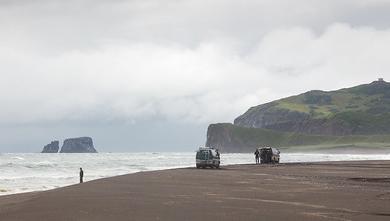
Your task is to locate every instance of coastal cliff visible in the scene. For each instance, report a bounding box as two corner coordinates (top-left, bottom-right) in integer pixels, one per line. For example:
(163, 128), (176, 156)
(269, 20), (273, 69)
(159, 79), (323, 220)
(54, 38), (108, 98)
(206, 123), (390, 152)
(60, 137), (97, 153)
(234, 80), (390, 135)
(207, 80), (390, 152)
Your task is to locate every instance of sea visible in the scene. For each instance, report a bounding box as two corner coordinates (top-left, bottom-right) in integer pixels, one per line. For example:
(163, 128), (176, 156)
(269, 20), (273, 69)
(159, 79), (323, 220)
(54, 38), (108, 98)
(1, 152), (390, 196)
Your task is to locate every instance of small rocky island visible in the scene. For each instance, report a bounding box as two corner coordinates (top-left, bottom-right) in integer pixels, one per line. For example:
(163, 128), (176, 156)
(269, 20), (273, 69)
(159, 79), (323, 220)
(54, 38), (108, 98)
(41, 137), (97, 153)
(41, 141), (60, 153)
(60, 137), (97, 153)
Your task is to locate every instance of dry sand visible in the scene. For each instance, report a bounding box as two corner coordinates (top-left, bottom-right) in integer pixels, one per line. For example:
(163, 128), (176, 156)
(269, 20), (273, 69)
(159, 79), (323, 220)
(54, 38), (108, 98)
(1, 161), (390, 221)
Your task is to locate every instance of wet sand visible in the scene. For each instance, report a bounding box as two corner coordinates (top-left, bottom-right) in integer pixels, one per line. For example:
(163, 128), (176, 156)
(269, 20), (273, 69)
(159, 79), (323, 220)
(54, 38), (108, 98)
(1, 161), (390, 221)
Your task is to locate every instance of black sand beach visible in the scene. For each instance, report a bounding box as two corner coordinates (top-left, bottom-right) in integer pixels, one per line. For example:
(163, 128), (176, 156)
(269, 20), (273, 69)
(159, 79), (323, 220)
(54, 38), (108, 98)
(1, 161), (390, 220)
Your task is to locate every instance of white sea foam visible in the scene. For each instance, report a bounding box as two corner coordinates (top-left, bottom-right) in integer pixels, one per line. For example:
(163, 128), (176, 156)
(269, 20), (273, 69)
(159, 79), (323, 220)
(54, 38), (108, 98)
(0, 152), (389, 196)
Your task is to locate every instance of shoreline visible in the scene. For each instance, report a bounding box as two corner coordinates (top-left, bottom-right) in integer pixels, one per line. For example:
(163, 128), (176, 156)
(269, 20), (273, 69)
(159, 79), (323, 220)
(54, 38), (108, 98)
(1, 160), (390, 220)
(2, 156), (390, 197)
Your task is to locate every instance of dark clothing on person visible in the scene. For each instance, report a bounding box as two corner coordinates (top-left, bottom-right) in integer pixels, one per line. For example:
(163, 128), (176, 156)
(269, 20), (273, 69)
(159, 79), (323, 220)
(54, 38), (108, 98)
(79, 168), (84, 183)
(254, 149), (260, 164)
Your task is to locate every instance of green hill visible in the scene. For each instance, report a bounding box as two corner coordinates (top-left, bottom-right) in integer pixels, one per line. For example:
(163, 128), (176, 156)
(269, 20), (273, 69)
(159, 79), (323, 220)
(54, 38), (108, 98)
(207, 79), (390, 152)
(234, 79), (390, 135)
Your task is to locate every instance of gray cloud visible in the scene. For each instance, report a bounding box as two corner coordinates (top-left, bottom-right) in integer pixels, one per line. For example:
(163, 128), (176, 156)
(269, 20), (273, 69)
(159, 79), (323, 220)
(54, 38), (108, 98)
(1, 0), (390, 151)
(2, 0), (390, 51)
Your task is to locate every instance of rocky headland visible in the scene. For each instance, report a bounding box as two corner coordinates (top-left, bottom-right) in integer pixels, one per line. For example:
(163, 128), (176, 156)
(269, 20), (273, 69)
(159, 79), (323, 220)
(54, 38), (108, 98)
(207, 79), (390, 152)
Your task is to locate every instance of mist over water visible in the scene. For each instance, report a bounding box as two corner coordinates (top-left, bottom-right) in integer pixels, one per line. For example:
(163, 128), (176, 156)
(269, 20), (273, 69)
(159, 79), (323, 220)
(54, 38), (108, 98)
(1, 152), (390, 196)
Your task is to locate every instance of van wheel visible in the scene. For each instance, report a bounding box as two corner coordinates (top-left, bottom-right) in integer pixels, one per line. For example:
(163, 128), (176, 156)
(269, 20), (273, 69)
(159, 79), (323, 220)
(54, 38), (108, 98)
(196, 164), (200, 169)
(216, 164), (220, 169)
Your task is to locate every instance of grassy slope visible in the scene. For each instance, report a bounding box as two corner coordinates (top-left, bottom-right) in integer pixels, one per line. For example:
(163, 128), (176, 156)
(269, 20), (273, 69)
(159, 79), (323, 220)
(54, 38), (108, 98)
(274, 90), (382, 119)
(263, 81), (390, 133)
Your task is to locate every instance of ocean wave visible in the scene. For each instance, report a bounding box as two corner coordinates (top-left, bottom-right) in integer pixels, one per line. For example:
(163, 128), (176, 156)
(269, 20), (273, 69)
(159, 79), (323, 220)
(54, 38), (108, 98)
(12, 156), (25, 160)
(0, 162), (16, 167)
(24, 162), (58, 169)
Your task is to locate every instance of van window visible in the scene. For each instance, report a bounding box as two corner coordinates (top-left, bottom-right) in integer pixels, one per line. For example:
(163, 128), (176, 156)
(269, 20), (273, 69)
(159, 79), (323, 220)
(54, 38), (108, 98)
(197, 150), (209, 160)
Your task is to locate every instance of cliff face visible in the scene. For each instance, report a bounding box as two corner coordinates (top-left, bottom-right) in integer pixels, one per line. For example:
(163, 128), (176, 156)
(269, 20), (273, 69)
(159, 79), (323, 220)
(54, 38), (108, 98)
(206, 123), (390, 152)
(235, 106), (354, 136)
(206, 80), (390, 152)
(206, 123), (262, 152)
(41, 141), (60, 153)
(60, 137), (97, 153)
(234, 80), (390, 135)
(206, 124), (238, 153)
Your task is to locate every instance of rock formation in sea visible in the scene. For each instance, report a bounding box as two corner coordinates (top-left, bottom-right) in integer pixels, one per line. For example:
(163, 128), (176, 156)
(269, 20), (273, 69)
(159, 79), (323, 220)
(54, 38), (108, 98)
(59, 137), (98, 153)
(41, 141), (60, 153)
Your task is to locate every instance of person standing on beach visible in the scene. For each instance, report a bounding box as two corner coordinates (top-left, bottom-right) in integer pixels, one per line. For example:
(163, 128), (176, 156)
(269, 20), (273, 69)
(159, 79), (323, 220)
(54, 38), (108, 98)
(79, 168), (84, 183)
(254, 149), (260, 164)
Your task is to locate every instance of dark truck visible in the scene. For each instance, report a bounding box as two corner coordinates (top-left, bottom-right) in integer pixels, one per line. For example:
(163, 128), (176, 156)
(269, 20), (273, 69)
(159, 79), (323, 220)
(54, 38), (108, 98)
(259, 147), (280, 164)
(196, 147), (220, 169)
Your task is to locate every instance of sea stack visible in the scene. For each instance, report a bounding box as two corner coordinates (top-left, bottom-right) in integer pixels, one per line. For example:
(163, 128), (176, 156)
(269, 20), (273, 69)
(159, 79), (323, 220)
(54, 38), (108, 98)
(60, 137), (97, 153)
(41, 141), (60, 153)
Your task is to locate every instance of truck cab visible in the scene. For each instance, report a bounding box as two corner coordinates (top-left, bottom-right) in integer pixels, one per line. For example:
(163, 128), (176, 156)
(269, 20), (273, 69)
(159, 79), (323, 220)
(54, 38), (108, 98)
(196, 147), (220, 169)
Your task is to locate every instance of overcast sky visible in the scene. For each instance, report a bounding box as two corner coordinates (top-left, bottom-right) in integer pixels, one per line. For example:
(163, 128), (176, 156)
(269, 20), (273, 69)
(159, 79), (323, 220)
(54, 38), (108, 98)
(1, 0), (390, 152)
